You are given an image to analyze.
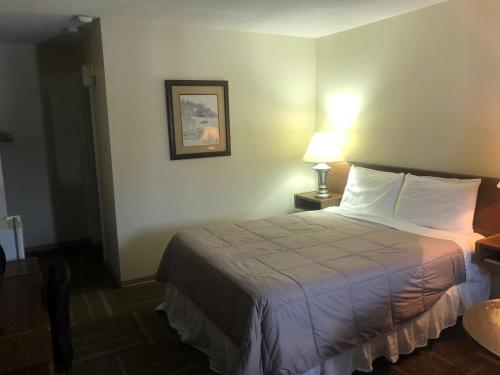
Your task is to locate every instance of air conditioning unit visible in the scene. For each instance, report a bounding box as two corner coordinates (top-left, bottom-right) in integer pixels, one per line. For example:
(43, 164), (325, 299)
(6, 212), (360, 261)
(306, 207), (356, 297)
(0, 152), (25, 260)
(0, 216), (24, 260)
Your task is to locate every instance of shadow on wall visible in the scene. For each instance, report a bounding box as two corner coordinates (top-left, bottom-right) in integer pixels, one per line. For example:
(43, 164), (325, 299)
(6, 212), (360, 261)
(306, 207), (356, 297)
(118, 227), (178, 282)
(36, 34), (101, 248)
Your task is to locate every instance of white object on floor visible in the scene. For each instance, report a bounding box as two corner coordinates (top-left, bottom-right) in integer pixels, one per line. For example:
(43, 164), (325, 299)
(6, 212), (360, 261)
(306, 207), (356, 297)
(0, 215), (25, 260)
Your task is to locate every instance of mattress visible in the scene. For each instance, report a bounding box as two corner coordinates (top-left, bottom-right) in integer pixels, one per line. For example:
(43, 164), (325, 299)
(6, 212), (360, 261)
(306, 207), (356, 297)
(156, 208), (480, 374)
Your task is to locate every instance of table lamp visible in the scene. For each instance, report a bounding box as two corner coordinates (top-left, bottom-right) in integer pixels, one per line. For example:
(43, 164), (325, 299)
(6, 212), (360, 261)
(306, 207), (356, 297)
(303, 131), (344, 198)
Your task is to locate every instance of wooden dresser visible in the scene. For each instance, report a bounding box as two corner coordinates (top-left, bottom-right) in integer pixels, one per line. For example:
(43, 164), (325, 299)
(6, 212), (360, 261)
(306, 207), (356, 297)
(0, 258), (54, 374)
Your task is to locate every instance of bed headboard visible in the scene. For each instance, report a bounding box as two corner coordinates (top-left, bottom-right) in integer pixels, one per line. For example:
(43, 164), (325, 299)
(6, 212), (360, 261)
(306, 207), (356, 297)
(326, 161), (500, 237)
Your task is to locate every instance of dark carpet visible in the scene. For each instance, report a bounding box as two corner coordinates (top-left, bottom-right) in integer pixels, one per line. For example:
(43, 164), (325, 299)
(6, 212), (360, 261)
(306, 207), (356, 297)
(34, 246), (499, 375)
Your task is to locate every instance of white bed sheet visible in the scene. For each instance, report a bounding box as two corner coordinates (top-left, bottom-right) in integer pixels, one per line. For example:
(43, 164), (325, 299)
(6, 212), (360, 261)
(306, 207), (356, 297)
(323, 206), (487, 283)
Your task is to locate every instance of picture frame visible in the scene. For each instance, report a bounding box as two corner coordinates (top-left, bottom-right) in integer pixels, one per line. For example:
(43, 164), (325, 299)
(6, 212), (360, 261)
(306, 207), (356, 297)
(165, 80), (231, 160)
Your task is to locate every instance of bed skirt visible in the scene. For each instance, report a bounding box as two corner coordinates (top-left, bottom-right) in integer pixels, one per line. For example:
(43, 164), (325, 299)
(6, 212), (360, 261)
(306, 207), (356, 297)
(156, 276), (489, 375)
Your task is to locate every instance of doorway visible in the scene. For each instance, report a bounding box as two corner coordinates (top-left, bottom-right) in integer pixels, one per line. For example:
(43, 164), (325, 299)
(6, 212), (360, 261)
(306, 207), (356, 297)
(0, 33), (102, 255)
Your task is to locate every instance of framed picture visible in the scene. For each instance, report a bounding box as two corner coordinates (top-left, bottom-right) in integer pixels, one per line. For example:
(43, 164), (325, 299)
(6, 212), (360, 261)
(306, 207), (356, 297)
(165, 80), (231, 160)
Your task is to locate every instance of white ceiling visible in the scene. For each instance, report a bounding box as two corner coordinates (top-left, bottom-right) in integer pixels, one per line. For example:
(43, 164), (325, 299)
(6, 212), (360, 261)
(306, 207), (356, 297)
(0, 0), (447, 43)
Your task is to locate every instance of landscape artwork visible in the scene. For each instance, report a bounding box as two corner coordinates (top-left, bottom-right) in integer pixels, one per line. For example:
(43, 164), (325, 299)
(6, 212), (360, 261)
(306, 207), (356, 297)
(180, 94), (220, 146)
(165, 80), (231, 160)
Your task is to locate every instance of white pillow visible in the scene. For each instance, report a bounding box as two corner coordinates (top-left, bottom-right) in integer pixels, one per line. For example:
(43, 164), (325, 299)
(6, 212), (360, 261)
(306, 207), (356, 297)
(340, 165), (405, 218)
(395, 174), (481, 234)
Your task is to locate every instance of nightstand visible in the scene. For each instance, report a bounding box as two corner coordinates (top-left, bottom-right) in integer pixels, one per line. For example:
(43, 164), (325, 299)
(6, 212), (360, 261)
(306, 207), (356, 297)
(294, 191), (342, 211)
(474, 234), (500, 273)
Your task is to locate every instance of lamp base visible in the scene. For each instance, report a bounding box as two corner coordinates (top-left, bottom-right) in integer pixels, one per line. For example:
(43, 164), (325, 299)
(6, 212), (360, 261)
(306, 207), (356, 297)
(313, 163), (331, 199)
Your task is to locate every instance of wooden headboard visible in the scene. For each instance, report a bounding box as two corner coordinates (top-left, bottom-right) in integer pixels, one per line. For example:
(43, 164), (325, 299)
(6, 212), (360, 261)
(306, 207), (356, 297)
(327, 161), (500, 237)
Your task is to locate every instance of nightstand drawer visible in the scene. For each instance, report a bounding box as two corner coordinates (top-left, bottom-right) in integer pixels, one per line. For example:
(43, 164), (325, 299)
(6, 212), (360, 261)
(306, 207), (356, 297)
(474, 234), (500, 274)
(294, 196), (321, 211)
(294, 192), (342, 211)
(484, 257), (500, 266)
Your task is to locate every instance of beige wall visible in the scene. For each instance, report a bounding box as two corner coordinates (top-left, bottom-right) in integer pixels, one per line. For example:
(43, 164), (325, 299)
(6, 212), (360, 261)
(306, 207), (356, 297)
(96, 0), (500, 283)
(99, 19), (316, 281)
(316, 0), (500, 297)
(316, 0), (500, 177)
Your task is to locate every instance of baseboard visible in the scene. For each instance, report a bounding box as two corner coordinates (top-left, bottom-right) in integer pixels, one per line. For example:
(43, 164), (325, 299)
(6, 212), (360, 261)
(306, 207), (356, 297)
(27, 240), (156, 289)
(104, 262), (156, 288)
(26, 238), (95, 254)
(121, 275), (156, 288)
(105, 262), (123, 287)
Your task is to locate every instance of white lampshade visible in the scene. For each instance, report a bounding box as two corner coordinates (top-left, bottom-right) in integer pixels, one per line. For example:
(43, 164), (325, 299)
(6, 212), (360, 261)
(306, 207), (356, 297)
(303, 132), (344, 163)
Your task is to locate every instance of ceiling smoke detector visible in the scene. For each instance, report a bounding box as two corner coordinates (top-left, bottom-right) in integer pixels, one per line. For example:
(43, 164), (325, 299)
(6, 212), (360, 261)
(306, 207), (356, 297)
(74, 15), (93, 24)
(63, 15), (93, 34)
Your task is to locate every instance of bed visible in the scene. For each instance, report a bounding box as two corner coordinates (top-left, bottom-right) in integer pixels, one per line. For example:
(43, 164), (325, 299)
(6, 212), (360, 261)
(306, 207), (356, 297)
(156, 163), (500, 375)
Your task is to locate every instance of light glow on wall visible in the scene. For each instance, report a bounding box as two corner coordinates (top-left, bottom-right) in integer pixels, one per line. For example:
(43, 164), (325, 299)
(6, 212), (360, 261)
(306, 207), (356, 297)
(323, 92), (363, 153)
(325, 93), (362, 131)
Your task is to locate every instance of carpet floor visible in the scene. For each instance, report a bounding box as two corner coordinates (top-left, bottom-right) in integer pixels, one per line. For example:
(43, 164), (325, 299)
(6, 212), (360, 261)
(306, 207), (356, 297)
(33, 245), (499, 375)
